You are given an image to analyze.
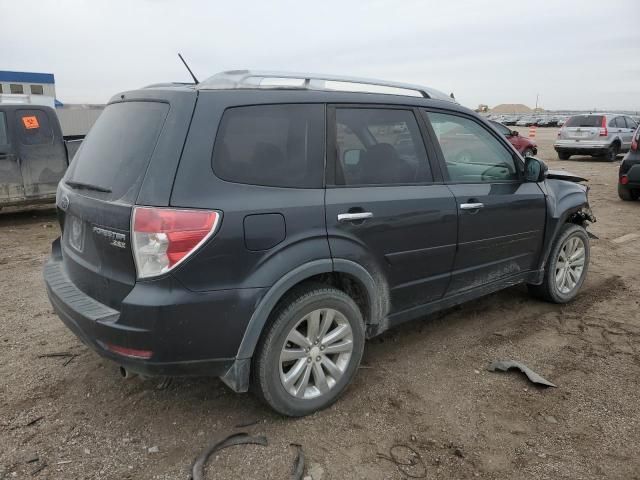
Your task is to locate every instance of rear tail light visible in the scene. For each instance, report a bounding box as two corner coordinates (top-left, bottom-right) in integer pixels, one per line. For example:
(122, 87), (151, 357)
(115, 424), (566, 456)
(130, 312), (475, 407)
(105, 342), (153, 359)
(132, 207), (221, 279)
(599, 116), (608, 137)
(632, 130), (639, 151)
(620, 175), (629, 185)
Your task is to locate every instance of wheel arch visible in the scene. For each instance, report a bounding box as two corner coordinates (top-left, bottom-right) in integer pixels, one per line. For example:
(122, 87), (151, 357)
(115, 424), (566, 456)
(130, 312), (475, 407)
(220, 258), (383, 392)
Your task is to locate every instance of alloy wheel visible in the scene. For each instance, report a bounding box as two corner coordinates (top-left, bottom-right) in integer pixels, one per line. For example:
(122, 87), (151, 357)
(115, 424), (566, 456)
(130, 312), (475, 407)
(279, 308), (353, 400)
(555, 236), (586, 294)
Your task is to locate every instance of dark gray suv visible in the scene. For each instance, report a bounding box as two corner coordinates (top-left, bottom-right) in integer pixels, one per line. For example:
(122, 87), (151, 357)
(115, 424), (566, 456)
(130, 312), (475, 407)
(44, 71), (595, 416)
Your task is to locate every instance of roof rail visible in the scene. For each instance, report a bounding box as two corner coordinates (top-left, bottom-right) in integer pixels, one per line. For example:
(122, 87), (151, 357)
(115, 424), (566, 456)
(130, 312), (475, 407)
(196, 70), (455, 102)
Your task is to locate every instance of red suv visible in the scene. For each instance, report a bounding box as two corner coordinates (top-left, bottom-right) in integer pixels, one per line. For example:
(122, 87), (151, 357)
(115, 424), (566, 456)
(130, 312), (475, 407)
(490, 120), (538, 157)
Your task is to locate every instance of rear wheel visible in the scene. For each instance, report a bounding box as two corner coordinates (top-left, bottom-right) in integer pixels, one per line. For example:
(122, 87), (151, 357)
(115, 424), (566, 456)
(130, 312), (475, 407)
(606, 143), (620, 162)
(618, 185), (639, 201)
(528, 224), (589, 303)
(558, 152), (571, 160)
(253, 285), (365, 416)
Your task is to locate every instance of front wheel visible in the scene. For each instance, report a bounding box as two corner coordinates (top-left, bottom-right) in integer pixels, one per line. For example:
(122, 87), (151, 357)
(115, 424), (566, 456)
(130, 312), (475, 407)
(558, 152), (571, 160)
(252, 285), (365, 416)
(528, 224), (590, 303)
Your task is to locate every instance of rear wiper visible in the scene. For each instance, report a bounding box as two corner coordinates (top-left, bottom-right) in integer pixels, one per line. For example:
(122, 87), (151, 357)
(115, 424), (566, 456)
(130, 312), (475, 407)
(66, 180), (112, 193)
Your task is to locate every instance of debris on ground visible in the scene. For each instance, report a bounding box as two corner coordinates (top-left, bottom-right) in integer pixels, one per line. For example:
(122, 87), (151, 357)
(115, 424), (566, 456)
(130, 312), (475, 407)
(147, 446), (159, 454)
(487, 360), (557, 388)
(290, 443), (305, 480)
(10, 416), (43, 430)
(377, 444), (427, 478)
(190, 432), (268, 480)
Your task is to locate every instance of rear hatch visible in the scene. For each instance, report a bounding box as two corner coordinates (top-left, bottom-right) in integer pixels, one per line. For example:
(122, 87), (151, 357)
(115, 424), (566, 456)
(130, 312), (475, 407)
(561, 115), (604, 140)
(56, 89), (196, 309)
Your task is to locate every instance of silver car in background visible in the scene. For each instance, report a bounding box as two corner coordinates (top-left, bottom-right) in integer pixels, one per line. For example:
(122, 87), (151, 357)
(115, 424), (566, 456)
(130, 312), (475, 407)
(554, 113), (638, 161)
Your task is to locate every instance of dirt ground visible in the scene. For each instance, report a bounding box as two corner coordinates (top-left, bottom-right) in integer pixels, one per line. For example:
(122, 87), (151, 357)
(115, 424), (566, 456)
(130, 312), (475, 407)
(1, 127), (639, 480)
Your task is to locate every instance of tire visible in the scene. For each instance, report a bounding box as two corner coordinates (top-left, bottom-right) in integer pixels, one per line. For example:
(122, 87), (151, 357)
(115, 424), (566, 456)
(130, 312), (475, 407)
(618, 185), (639, 201)
(528, 224), (590, 304)
(522, 148), (535, 158)
(606, 143), (620, 162)
(252, 285), (365, 417)
(558, 152), (571, 160)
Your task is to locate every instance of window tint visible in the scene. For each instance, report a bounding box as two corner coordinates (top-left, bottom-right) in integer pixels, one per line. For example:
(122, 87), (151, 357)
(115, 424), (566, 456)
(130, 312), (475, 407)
(565, 115), (602, 128)
(30, 85), (44, 95)
(625, 117), (637, 130)
(10, 84), (24, 94)
(0, 112), (8, 145)
(212, 104), (324, 188)
(428, 112), (518, 183)
(66, 101), (169, 201)
(613, 117), (626, 128)
(334, 108), (431, 185)
(16, 109), (53, 145)
(490, 121), (512, 136)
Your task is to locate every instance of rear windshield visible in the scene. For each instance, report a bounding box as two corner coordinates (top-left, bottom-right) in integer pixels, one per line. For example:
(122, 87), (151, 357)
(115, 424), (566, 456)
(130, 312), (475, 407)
(565, 115), (603, 128)
(65, 101), (168, 201)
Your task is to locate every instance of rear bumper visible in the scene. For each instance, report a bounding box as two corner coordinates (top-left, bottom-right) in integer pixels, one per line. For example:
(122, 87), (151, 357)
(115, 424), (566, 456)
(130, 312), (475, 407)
(620, 163), (640, 188)
(554, 141), (610, 156)
(44, 244), (265, 377)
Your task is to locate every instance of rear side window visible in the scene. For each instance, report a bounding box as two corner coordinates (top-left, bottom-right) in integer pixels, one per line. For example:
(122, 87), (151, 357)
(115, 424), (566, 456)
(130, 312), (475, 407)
(212, 104), (324, 188)
(565, 115), (603, 128)
(66, 101), (169, 201)
(0, 112), (8, 145)
(16, 109), (53, 145)
(333, 108), (431, 186)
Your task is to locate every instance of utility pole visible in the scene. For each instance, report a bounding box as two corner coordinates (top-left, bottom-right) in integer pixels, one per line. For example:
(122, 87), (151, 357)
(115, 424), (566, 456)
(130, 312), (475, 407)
(535, 93), (539, 111)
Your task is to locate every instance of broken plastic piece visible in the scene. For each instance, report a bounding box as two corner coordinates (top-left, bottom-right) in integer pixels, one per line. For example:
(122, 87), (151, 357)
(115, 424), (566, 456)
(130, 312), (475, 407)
(290, 443), (305, 480)
(190, 432), (268, 480)
(487, 360), (557, 388)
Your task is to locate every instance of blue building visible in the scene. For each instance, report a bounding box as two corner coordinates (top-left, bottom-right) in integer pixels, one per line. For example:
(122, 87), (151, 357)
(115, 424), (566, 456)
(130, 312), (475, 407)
(0, 70), (60, 105)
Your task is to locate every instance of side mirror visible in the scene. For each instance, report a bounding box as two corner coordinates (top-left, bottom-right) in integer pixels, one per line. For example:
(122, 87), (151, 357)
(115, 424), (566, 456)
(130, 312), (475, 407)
(524, 156), (548, 182)
(343, 149), (363, 166)
(511, 130), (519, 137)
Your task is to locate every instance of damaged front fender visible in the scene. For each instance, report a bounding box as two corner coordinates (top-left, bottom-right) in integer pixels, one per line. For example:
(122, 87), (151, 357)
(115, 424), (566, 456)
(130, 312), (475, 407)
(537, 178), (595, 273)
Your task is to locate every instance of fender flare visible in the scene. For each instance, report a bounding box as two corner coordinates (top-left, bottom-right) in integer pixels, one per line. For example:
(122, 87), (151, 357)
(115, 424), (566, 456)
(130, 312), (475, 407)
(235, 258), (380, 361)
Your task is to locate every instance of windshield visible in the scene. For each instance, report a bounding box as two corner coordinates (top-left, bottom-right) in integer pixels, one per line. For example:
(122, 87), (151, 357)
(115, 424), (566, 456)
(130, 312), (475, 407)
(65, 101), (169, 202)
(565, 115), (603, 128)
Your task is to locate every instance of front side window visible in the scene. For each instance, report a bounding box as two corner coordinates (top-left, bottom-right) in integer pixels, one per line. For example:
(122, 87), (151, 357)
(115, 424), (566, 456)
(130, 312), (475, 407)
(10, 84), (24, 94)
(490, 121), (512, 136)
(334, 108), (431, 186)
(427, 111), (518, 183)
(16, 109), (53, 145)
(30, 85), (44, 95)
(212, 104), (324, 188)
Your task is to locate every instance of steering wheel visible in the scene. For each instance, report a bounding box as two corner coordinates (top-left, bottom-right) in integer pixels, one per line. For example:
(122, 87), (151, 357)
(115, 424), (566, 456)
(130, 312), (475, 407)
(481, 164), (513, 181)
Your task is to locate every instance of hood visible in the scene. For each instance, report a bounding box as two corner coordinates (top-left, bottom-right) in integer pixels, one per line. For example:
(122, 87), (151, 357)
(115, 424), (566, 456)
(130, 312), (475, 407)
(546, 169), (588, 183)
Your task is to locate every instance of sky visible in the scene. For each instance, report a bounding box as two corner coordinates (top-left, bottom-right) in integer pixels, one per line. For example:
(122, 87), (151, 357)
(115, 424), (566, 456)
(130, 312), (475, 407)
(2, 0), (639, 110)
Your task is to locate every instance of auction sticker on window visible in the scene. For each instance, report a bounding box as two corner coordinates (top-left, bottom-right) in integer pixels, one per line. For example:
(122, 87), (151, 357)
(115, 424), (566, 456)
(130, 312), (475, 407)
(22, 116), (40, 129)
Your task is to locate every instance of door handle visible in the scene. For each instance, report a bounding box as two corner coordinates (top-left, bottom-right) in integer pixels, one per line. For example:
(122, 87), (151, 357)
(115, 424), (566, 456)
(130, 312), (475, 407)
(460, 203), (484, 210)
(338, 212), (373, 222)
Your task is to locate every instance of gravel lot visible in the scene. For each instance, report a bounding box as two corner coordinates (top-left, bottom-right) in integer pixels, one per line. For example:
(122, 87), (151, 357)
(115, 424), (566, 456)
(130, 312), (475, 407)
(1, 127), (639, 479)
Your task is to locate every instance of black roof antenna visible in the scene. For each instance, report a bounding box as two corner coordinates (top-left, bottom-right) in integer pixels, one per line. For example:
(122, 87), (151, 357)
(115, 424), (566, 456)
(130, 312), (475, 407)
(178, 53), (199, 84)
